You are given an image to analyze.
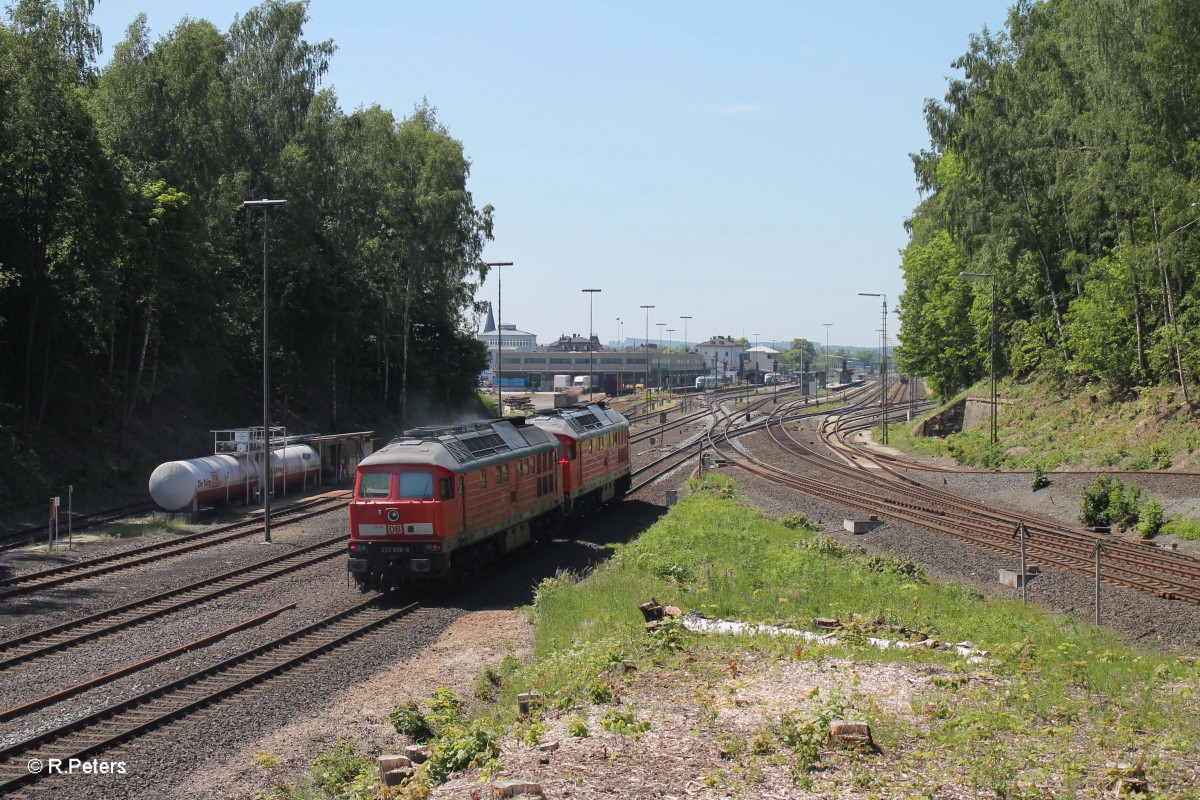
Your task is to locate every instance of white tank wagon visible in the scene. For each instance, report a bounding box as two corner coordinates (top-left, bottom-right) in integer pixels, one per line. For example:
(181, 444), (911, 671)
(148, 444), (319, 512)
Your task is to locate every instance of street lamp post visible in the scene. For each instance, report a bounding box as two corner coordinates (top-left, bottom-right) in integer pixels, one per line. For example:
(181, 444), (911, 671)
(483, 261), (514, 414)
(640, 305), (655, 395)
(858, 293), (888, 445)
(616, 318), (622, 349)
(959, 272), (998, 443)
(680, 316), (692, 392)
(800, 345), (807, 399)
(243, 198), (288, 544)
(822, 323), (833, 399)
(582, 288), (601, 401)
(665, 329), (675, 394)
(656, 323), (666, 389)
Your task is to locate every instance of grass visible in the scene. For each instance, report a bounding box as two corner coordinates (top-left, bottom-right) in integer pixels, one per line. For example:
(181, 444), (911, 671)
(499, 475), (1200, 797)
(896, 376), (1200, 473)
(83, 517), (189, 542)
(1165, 518), (1200, 542)
(274, 474), (1200, 798)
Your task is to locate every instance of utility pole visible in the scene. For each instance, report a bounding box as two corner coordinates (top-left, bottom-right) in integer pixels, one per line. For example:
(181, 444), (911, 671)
(640, 305), (655, 395)
(244, 198), (288, 543)
(483, 262), (514, 414)
(583, 288), (601, 401)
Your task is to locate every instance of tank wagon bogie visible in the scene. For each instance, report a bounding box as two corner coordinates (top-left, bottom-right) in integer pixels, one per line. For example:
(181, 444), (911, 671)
(348, 402), (631, 592)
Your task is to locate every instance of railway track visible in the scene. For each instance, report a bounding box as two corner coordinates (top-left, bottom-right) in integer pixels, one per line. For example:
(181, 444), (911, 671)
(0, 501), (158, 554)
(0, 536), (346, 670)
(0, 597), (420, 796)
(0, 494), (349, 600)
(709, 383), (1200, 606)
(628, 383), (874, 493)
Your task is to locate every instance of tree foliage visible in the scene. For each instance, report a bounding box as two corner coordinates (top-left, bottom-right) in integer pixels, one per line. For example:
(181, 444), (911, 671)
(899, 0), (1200, 403)
(0, 1), (491, 469)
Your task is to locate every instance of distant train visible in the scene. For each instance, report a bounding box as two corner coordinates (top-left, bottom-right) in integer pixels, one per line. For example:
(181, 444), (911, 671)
(347, 402), (631, 591)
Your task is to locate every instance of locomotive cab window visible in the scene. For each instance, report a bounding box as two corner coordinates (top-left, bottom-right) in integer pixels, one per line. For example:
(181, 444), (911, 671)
(439, 477), (453, 499)
(358, 472), (391, 499)
(399, 472), (434, 500)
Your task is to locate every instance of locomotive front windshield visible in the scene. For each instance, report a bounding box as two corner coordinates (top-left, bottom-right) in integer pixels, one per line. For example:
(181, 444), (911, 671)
(358, 472), (391, 499)
(399, 472), (434, 500)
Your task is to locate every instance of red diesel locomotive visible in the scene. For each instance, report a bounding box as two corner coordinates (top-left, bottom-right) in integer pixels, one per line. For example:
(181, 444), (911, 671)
(347, 402), (630, 591)
(530, 402), (632, 515)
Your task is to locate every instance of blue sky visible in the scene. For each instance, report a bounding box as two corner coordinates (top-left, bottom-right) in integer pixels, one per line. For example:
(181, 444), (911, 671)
(89, 1), (1013, 350)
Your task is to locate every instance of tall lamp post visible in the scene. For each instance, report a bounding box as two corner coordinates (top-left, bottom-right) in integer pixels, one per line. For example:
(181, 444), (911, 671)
(665, 328), (675, 393)
(640, 305), (654, 394)
(680, 316), (692, 395)
(243, 198), (287, 544)
(483, 261), (514, 414)
(858, 293), (888, 444)
(616, 317), (622, 349)
(822, 323), (833, 399)
(582, 288), (601, 401)
(960, 272), (998, 443)
(656, 322), (666, 389)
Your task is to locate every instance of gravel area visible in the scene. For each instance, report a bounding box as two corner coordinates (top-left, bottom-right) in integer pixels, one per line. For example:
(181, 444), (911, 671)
(0, 505), (347, 639)
(0, 471), (669, 800)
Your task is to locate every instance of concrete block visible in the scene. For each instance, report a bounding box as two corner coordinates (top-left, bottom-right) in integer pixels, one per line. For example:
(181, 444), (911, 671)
(998, 569), (1026, 588)
(843, 518), (880, 534)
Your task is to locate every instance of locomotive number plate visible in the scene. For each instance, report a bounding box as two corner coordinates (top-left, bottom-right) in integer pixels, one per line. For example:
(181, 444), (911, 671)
(379, 545), (411, 554)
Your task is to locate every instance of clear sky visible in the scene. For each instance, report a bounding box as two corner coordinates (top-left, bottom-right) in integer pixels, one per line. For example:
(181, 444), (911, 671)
(88, 0), (1013, 350)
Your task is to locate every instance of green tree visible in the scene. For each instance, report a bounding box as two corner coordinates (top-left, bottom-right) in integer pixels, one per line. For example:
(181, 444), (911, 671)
(0, 0), (125, 443)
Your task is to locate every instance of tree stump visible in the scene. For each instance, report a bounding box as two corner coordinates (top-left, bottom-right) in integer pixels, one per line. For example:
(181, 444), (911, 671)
(492, 779), (545, 798)
(828, 720), (876, 752)
(517, 692), (542, 716)
(639, 599), (664, 621)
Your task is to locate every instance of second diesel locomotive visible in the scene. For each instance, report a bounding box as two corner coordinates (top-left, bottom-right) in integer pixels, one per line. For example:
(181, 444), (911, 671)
(347, 402), (631, 591)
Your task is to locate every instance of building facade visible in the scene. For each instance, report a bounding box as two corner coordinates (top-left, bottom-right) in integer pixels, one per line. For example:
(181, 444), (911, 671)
(695, 336), (745, 378)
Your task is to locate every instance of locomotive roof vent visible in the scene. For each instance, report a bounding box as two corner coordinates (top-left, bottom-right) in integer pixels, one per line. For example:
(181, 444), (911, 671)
(564, 410), (604, 433)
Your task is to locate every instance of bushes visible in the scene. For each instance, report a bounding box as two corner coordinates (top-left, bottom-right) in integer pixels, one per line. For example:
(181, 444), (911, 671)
(1029, 465), (1051, 491)
(1077, 475), (1169, 538)
(1139, 498), (1165, 539)
(1078, 475), (1141, 528)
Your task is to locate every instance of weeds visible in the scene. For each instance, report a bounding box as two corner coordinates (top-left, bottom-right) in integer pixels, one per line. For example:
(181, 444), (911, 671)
(1030, 465), (1051, 491)
(601, 707), (650, 737)
(388, 701), (432, 740)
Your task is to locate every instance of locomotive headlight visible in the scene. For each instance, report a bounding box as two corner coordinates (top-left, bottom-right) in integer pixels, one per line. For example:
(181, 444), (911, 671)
(423, 543), (443, 553)
(387, 509), (400, 522)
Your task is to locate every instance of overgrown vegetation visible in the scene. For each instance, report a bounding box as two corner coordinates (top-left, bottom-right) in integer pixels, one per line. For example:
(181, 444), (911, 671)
(252, 741), (376, 800)
(893, 378), (1200, 477)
